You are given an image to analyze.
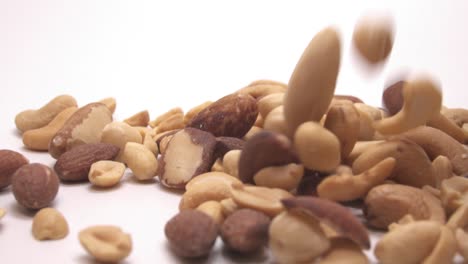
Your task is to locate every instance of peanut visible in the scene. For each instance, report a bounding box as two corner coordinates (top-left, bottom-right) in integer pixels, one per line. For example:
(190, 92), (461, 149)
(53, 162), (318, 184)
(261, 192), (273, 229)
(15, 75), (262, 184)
(32, 208), (69, 240)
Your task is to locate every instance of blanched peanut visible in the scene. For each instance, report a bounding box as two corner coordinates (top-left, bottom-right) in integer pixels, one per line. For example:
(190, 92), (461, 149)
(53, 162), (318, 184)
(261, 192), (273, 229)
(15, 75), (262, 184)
(0, 208), (6, 220)
(210, 158), (224, 172)
(220, 198), (239, 217)
(122, 142), (158, 181)
(32, 208), (69, 240)
(294, 121), (341, 172)
(98, 97), (117, 114)
(196, 200), (224, 225)
(269, 210), (330, 263)
(101, 121), (142, 161)
(253, 163), (304, 191)
(222, 150), (241, 178)
(149, 107), (183, 128)
(230, 183), (293, 217)
(156, 112), (185, 134)
(258, 93), (285, 119)
(79, 225), (132, 263)
(320, 238), (369, 264)
(124, 110), (150, 127)
(143, 132), (158, 156)
(263, 106), (288, 135)
(88, 160), (126, 187)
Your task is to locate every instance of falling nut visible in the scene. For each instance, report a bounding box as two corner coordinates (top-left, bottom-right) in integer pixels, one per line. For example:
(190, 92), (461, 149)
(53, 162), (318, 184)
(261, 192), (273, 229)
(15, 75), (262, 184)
(283, 27), (341, 136)
(79, 225), (132, 263)
(0, 208), (6, 220)
(364, 184), (446, 229)
(317, 157), (396, 202)
(159, 128), (217, 189)
(269, 210), (330, 263)
(88, 160), (126, 187)
(32, 208), (69, 240)
(230, 183), (293, 217)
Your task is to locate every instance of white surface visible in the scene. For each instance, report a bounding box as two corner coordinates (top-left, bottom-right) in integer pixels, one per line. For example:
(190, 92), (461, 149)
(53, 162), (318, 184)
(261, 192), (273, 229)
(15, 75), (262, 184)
(1, 1), (467, 263)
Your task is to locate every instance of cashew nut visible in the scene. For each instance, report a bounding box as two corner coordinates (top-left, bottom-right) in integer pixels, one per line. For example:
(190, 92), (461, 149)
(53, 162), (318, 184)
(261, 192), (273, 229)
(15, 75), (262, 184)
(374, 77), (442, 135)
(317, 157), (395, 202)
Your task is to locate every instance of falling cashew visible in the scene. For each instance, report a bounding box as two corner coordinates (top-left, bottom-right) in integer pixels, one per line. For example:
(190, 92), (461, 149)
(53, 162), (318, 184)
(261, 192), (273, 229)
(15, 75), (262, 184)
(374, 77), (442, 135)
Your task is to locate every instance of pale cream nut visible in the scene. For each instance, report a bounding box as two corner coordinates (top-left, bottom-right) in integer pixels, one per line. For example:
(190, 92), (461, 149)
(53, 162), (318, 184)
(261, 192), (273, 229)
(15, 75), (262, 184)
(88, 160), (126, 187)
(269, 210), (330, 264)
(196, 200), (224, 225)
(222, 150), (241, 178)
(320, 237), (369, 264)
(122, 142), (158, 181)
(230, 183), (293, 217)
(32, 208), (69, 240)
(253, 163), (304, 191)
(101, 121), (142, 162)
(123, 110), (150, 127)
(149, 107), (183, 128)
(0, 208), (6, 220)
(79, 225), (132, 263)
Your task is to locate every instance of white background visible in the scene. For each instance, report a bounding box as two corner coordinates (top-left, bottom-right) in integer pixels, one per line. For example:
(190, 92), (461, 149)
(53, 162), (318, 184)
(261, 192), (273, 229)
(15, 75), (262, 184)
(1, 0), (467, 263)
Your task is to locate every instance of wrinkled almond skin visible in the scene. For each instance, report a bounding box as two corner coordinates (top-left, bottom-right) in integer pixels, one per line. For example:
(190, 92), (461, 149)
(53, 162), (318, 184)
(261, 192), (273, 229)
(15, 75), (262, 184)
(187, 93), (258, 138)
(159, 128), (216, 189)
(165, 210), (218, 258)
(221, 209), (271, 254)
(49, 103), (113, 159)
(12, 163), (59, 209)
(238, 131), (298, 183)
(0, 149), (29, 189)
(54, 143), (120, 182)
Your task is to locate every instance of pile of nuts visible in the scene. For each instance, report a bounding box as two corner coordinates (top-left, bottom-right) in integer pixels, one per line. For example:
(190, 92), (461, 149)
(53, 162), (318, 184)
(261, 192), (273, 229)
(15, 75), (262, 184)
(1, 13), (468, 264)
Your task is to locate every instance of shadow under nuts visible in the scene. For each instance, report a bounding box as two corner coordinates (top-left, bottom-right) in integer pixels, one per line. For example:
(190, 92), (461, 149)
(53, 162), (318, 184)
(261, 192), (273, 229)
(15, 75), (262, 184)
(12, 163), (59, 210)
(165, 210), (218, 258)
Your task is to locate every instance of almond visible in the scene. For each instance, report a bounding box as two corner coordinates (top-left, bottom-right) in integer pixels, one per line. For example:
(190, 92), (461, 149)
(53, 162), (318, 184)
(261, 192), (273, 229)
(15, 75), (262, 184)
(0, 149), (29, 189)
(187, 93), (258, 138)
(54, 143), (120, 182)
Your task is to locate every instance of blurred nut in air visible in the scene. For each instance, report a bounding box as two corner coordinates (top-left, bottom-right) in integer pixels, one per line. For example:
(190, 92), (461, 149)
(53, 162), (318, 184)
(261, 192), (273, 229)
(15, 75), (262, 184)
(165, 210), (218, 258)
(79, 225), (132, 263)
(0, 208), (6, 220)
(32, 207), (69, 240)
(353, 14), (394, 64)
(88, 160), (126, 187)
(221, 209), (270, 254)
(12, 163), (60, 210)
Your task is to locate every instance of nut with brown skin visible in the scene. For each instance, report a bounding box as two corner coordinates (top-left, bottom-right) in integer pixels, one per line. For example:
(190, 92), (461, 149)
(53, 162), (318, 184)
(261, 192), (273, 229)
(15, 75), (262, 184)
(283, 27), (341, 136)
(394, 126), (468, 175)
(269, 210), (330, 263)
(352, 139), (438, 188)
(238, 130), (298, 184)
(54, 143), (120, 182)
(12, 163), (60, 210)
(364, 184), (446, 229)
(0, 149), (29, 189)
(281, 196), (370, 249)
(165, 210), (218, 258)
(184, 101), (213, 125)
(187, 93), (258, 138)
(220, 209), (270, 254)
(213, 136), (244, 161)
(159, 128), (217, 189)
(49, 102), (113, 159)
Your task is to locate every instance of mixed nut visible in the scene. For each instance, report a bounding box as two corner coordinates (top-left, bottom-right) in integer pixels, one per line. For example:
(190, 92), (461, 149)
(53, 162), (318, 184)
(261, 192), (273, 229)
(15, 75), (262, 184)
(1, 12), (468, 264)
